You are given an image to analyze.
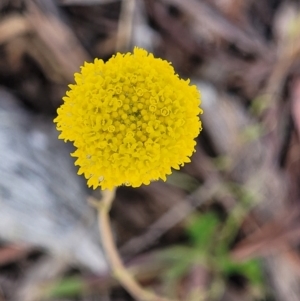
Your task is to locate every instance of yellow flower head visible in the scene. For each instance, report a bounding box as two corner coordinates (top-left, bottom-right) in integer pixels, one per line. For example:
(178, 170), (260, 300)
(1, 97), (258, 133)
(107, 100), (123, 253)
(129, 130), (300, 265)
(54, 48), (203, 190)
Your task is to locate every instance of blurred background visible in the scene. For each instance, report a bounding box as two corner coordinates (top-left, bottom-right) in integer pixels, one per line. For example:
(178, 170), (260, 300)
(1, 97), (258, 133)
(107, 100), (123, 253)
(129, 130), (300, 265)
(1, 0), (300, 300)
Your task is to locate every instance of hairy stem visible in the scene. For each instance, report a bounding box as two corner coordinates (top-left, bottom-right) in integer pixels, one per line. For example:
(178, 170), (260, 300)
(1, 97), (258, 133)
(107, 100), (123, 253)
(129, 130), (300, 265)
(95, 189), (177, 301)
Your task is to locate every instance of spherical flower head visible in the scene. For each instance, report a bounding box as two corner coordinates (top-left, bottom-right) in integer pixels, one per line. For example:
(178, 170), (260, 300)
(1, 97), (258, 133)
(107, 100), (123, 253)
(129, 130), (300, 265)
(54, 47), (203, 190)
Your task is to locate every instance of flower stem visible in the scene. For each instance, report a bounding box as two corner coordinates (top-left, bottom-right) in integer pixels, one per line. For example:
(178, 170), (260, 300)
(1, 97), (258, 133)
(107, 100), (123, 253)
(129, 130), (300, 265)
(95, 188), (177, 301)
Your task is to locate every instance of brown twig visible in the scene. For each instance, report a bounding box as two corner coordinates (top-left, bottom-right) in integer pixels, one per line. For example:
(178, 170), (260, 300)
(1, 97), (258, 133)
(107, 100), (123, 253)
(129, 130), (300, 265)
(115, 0), (135, 51)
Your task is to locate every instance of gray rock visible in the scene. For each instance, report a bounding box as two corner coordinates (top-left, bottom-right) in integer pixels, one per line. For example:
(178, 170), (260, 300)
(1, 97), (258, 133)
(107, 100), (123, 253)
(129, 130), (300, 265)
(0, 88), (107, 273)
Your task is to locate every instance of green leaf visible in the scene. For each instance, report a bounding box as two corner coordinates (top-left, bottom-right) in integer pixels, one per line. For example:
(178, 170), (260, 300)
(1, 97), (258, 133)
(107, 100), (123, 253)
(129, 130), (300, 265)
(220, 257), (263, 286)
(46, 276), (85, 298)
(186, 212), (220, 249)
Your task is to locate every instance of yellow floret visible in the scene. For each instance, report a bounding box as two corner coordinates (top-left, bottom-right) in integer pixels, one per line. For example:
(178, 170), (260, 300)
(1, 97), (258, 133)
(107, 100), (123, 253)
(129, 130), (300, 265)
(54, 47), (203, 190)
